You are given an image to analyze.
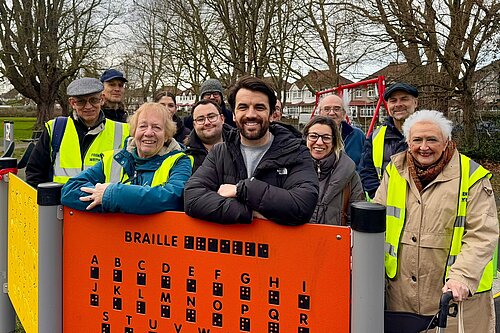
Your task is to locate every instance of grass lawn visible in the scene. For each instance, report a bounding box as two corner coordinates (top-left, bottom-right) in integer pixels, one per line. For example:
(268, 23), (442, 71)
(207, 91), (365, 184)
(0, 117), (37, 142)
(1, 117), (37, 161)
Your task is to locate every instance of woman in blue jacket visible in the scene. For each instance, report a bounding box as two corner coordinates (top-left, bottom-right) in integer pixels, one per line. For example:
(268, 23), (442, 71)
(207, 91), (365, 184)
(61, 102), (192, 214)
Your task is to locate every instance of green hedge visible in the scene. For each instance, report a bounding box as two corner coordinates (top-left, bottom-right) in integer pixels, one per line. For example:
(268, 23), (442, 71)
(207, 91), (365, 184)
(455, 116), (500, 161)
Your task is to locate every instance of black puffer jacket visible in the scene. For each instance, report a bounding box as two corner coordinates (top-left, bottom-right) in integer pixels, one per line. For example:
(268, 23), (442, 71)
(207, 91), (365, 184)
(359, 117), (407, 198)
(185, 123), (232, 173)
(184, 123), (319, 225)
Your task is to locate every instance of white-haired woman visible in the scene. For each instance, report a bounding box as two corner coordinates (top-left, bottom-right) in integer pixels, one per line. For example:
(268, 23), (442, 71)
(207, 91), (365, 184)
(303, 115), (364, 225)
(61, 102), (192, 214)
(374, 110), (498, 332)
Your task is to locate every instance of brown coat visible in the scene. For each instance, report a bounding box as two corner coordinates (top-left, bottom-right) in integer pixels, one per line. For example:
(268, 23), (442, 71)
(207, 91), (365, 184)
(374, 150), (498, 332)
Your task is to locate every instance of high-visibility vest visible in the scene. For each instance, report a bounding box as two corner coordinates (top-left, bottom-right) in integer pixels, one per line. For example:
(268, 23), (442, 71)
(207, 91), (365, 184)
(47, 117), (129, 184)
(102, 150), (188, 187)
(372, 125), (388, 181)
(385, 154), (493, 292)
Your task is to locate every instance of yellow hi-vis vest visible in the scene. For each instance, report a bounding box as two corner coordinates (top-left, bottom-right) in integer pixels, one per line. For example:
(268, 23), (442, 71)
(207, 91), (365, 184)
(385, 154), (493, 292)
(47, 117), (129, 184)
(372, 125), (388, 181)
(102, 150), (188, 187)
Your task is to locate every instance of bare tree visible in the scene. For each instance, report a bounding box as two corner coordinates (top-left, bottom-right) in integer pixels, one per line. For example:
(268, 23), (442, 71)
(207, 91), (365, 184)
(122, 0), (176, 103)
(348, 0), (500, 148)
(288, 0), (386, 94)
(266, 0), (305, 102)
(168, 0), (285, 85)
(0, 0), (121, 128)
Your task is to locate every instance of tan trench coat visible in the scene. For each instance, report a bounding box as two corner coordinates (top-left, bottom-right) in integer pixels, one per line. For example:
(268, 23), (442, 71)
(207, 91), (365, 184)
(374, 150), (498, 332)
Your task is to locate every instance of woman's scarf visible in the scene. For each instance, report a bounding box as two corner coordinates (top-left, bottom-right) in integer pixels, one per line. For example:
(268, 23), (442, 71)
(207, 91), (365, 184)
(407, 140), (456, 192)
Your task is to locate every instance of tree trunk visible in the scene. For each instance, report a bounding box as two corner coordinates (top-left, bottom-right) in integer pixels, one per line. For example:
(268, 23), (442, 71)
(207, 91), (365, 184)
(36, 101), (55, 130)
(461, 89), (478, 150)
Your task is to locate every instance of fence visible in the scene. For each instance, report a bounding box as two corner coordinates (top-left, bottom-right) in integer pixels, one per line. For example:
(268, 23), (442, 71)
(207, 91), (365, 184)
(0, 158), (386, 333)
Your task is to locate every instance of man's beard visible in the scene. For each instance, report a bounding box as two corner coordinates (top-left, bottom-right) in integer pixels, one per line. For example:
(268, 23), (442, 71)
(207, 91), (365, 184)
(197, 126), (223, 145)
(238, 120), (269, 141)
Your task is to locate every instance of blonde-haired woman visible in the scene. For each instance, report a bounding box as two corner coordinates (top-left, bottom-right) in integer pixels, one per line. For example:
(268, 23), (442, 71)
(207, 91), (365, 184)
(62, 102), (192, 214)
(303, 116), (364, 225)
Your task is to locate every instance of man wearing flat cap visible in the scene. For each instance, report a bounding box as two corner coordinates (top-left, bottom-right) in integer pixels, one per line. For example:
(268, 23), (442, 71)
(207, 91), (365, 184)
(100, 69), (128, 123)
(26, 77), (129, 188)
(359, 82), (419, 198)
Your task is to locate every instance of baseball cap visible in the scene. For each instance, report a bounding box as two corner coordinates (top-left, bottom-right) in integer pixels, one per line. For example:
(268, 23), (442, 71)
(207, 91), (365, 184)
(383, 82), (418, 101)
(100, 69), (128, 83)
(67, 78), (104, 97)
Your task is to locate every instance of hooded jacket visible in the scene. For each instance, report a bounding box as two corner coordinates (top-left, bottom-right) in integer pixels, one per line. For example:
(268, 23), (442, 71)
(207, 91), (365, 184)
(184, 123), (319, 225)
(61, 138), (192, 214)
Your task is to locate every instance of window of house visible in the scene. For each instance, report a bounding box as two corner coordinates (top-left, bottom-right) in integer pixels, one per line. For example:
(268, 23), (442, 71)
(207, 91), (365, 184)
(367, 86), (375, 98)
(288, 106), (299, 116)
(349, 106), (357, 117)
(292, 90), (302, 100)
(355, 89), (363, 98)
(303, 106), (313, 114)
(360, 106), (375, 117)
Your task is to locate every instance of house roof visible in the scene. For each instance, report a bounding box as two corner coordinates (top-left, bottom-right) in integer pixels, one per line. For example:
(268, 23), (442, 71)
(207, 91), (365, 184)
(178, 87), (196, 95)
(473, 59), (500, 82)
(261, 76), (293, 92)
(0, 88), (20, 100)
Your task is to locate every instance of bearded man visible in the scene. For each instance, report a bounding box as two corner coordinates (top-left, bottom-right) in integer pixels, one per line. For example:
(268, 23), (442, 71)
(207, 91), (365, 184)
(185, 100), (231, 172)
(184, 76), (319, 225)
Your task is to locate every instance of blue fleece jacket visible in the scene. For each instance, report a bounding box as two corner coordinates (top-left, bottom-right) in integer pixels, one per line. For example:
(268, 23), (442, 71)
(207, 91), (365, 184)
(61, 139), (192, 214)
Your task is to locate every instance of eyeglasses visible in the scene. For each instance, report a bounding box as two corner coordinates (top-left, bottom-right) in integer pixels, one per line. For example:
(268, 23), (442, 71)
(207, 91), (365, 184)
(202, 92), (221, 99)
(321, 106), (343, 113)
(194, 113), (220, 125)
(72, 97), (101, 107)
(306, 133), (333, 144)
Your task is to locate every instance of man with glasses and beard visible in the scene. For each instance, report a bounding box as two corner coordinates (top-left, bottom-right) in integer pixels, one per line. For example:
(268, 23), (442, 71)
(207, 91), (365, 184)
(184, 76), (318, 225)
(185, 100), (231, 173)
(26, 77), (129, 188)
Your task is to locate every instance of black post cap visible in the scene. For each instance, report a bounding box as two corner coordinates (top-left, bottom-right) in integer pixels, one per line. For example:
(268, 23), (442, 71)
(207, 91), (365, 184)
(351, 201), (386, 233)
(37, 182), (63, 206)
(0, 157), (17, 169)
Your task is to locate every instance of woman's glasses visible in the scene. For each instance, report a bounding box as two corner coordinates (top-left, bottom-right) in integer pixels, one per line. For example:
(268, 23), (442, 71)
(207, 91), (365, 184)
(306, 133), (333, 144)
